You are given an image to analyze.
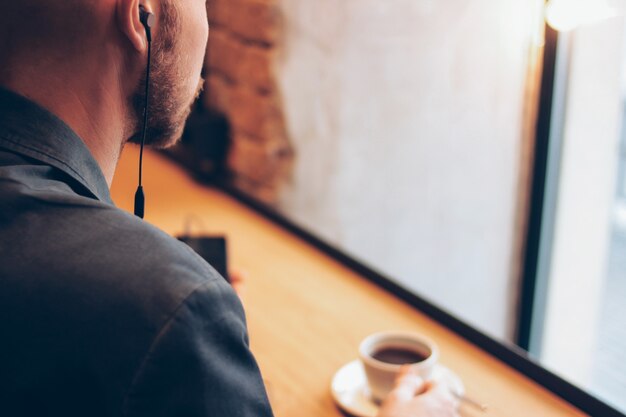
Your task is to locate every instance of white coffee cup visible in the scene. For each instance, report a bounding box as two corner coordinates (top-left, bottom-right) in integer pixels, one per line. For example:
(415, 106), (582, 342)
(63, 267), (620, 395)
(359, 331), (439, 403)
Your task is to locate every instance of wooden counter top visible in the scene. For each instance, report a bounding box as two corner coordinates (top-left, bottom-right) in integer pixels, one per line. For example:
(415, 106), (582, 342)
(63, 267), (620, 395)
(111, 147), (585, 417)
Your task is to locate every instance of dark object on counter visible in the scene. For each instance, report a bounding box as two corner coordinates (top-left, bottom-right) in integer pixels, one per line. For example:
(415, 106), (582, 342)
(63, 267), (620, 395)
(178, 235), (229, 282)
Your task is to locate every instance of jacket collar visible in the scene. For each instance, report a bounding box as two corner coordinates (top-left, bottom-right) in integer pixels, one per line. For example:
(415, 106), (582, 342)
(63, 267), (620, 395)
(0, 86), (113, 204)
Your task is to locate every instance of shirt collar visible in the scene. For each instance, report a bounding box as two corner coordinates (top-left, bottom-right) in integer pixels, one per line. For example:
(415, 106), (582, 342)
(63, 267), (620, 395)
(0, 86), (113, 204)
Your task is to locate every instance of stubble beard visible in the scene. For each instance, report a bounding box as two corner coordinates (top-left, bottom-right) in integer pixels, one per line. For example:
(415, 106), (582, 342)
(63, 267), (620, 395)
(128, 2), (204, 150)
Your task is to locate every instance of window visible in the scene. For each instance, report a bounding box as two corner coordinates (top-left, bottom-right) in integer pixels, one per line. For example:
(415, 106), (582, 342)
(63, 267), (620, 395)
(206, 0), (625, 414)
(273, 0), (544, 342)
(528, 17), (626, 413)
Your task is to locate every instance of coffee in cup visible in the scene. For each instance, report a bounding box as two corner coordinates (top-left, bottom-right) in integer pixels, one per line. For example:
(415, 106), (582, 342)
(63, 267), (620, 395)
(359, 331), (439, 403)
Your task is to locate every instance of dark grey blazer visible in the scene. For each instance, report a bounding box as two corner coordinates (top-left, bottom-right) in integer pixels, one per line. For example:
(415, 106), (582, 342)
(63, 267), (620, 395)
(0, 87), (274, 417)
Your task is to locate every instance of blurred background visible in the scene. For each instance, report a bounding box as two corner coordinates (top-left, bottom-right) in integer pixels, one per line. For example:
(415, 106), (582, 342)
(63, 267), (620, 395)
(160, 0), (626, 413)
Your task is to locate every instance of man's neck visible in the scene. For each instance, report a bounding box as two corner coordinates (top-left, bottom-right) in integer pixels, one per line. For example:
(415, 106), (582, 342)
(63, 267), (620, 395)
(0, 58), (132, 187)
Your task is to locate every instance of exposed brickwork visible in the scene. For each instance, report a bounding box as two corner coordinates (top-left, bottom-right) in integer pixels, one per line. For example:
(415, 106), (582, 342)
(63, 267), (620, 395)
(229, 0), (282, 44)
(205, 0), (291, 203)
(227, 132), (293, 185)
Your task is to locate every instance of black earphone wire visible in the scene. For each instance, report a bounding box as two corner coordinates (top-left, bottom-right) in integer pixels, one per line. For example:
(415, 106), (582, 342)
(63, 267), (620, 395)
(134, 31), (152, 219)
(139, 39), (151, 187)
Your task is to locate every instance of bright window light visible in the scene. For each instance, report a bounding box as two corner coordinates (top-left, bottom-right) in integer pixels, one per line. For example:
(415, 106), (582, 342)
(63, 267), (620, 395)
(545, 0), (617, 31)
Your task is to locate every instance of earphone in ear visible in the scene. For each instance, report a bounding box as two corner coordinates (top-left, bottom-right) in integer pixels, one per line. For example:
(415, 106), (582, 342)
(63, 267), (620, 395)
(134, 5), (156, 219)
(139, 5), (155, 42)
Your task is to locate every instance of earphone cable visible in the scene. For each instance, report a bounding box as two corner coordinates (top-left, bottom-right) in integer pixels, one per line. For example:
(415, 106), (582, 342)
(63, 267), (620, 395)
(139, 39), (151, 188)
(134, 35), (151, 219)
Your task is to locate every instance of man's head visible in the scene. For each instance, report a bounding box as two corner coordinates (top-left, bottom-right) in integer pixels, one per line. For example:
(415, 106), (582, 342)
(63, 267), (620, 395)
(0, 0), (209, 149)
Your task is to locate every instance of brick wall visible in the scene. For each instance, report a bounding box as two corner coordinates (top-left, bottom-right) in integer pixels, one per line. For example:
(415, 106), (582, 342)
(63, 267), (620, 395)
(204, 0), (293, 204)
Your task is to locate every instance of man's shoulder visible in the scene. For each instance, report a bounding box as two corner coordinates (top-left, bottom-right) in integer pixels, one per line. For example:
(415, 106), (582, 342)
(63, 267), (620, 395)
(88, 203), (212, 274)
(67, 201), (225, 303)
(0, 194), (244, 414)
(1, 193), (227, 326)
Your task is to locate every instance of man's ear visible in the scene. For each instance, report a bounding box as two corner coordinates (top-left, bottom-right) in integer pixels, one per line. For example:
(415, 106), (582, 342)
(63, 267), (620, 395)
(116, 0), (152, 52)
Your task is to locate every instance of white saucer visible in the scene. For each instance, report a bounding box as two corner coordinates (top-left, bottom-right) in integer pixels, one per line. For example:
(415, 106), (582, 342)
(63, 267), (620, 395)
(331, 359), (464, 417)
